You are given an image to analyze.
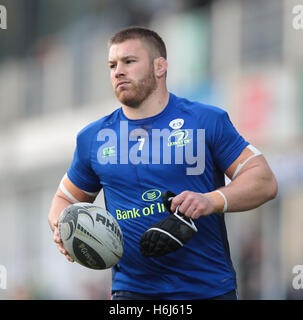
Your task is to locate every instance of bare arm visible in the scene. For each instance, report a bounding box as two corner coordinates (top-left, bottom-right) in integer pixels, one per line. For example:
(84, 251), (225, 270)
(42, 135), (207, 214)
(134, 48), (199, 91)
(48, 175), (97, 231)
(48, 174), (99, 261)
(218, 153), (278, 212)
(171, 146), (278, 218)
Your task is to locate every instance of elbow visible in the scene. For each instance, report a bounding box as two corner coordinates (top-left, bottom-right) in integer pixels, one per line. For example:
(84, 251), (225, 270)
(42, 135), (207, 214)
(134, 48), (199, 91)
(267, 174), (278, 201)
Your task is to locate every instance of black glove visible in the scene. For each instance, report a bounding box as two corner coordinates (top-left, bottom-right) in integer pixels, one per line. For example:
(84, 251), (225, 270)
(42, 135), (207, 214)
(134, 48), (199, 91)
(139, 190), (198, 257)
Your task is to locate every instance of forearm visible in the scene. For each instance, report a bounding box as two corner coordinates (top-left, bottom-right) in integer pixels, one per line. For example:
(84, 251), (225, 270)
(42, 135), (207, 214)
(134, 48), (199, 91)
(171, 152), (278, 219)
(207, 163), (278, 213)
(48, 190), (74, 232)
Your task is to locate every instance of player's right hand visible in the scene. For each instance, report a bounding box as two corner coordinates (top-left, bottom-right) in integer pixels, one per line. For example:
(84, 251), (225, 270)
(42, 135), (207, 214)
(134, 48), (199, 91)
(53, 219), (74, 262)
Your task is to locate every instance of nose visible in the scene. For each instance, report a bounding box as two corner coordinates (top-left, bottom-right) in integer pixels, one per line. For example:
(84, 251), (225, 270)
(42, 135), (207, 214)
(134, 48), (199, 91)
(114, 62), (126, 78)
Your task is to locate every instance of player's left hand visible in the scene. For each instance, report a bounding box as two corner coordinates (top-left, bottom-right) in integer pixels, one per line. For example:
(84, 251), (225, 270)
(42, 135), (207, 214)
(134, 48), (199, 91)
(170, 191), (215, 219)
(139, 190), (198, 257)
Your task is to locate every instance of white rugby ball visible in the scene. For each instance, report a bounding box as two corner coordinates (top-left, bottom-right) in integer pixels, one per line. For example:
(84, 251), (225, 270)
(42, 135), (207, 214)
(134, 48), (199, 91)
(58, 203), (123, 270)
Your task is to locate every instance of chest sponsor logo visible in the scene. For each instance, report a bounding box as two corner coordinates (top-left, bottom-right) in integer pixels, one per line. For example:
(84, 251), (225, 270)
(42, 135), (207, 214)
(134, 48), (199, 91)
(114, 189), (166, 222)
(142, 189), (162, 201)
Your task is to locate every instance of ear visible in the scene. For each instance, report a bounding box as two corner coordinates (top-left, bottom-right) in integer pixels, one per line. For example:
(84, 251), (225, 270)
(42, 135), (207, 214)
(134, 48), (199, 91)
(154, 57), (168, 78)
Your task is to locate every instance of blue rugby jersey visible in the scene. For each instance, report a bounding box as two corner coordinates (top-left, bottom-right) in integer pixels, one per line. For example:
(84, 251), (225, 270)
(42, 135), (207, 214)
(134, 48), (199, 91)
(67, 93), (249, 299)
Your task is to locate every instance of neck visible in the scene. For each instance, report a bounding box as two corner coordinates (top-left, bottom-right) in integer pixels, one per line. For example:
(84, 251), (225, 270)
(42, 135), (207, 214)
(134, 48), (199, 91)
(122, 86), (170, 120)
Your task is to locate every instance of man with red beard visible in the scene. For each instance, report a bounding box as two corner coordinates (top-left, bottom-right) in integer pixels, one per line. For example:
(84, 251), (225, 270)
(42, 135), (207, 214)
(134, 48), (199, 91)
(48, 26), (277, 300)
(108, 28), (169, 119)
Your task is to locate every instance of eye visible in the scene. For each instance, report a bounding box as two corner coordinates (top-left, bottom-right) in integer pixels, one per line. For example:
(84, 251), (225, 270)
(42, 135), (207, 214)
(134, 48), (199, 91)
(109, 64), (116, 70)
(126, 59), (135, 64)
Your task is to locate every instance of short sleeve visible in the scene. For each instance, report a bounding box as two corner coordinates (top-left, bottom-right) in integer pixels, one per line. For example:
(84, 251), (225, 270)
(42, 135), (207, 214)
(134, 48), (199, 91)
(67, 125), (102, 193)
(210, 110), (249, 172)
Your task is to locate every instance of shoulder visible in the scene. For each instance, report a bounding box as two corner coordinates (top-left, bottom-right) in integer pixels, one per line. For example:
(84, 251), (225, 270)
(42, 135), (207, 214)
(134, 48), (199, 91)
(172, 93), (228, 120)
(75, 109), (121, 159)
(77, 108), (121, 141)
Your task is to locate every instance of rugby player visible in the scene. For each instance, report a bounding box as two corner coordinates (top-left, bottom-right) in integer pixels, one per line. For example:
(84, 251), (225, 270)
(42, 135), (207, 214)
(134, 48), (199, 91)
(48, 26), (278, 300)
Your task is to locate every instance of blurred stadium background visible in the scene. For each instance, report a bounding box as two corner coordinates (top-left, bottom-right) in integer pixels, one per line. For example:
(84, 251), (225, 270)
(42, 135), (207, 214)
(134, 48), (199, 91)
(0, 0), (303, 300)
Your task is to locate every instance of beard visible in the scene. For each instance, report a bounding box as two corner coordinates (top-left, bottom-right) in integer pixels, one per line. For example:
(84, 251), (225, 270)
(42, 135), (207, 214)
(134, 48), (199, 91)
(114, 67), (157, 108)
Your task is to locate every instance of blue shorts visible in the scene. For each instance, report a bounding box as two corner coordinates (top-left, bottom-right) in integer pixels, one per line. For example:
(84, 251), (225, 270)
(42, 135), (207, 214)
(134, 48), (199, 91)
(111, 289), (238, 300)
